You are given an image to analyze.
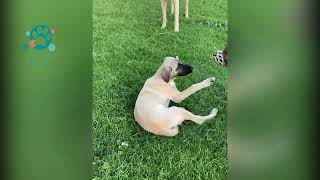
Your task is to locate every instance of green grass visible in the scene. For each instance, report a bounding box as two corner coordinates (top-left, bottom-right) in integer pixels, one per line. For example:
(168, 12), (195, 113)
(93, 0), (228, 179)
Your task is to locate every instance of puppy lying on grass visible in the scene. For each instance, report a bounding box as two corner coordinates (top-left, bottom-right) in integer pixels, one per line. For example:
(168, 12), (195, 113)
(134, 57), (218, 137)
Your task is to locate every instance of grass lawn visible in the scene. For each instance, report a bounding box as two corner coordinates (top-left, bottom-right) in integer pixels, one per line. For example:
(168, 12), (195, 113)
(93, 0), (228, 179)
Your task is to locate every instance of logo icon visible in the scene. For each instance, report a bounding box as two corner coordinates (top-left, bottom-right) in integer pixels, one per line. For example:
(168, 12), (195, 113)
(22, 24), (56, 52)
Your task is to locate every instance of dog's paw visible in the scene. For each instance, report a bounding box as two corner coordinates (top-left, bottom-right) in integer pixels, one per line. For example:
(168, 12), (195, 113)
(200, 108), (218, 125)
(174, 24), (179, 32)
(200, 77), (216, 88)
(210, 108), (218, 117)
(161, 20), (167, 29)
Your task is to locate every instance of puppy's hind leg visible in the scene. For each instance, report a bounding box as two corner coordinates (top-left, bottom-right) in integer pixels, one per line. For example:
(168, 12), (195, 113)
(171, 106), (218, 125)
(161, 0), (168, 28)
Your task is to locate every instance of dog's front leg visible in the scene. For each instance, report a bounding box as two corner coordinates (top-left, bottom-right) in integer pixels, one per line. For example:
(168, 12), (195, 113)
(171, 77), (215, 103)
(170, 0), (174, 15)
(161, 0), (168, 28)
(172, 0), (179, 32)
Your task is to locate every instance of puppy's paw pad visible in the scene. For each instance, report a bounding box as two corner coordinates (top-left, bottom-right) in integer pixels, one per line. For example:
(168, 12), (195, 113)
(210, 108), (218, 116)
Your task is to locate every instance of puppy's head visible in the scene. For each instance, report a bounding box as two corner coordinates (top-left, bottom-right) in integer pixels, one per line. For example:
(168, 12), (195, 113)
(160, 57), (193, 83)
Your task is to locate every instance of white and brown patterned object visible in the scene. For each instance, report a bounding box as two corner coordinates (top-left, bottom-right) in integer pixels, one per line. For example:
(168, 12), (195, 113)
(213, 48), (228, 67)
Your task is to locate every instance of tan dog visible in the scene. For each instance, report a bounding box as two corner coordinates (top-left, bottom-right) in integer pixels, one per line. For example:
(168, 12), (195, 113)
(160, 0), (189, 32)
(134, 57), (218, 137)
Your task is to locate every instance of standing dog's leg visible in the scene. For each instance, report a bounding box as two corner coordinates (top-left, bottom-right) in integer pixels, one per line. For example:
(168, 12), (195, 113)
(172, 0), (179, 32)
(170, 106), (219, 125)
(161, 0), (167, 29)
(185, 0), (189, 18)
(170, 0), (174, 15)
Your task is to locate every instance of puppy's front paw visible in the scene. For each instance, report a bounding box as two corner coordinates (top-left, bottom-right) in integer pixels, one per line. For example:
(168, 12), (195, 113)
(200, 77), (216, 88)
(210, 108), (218, 117)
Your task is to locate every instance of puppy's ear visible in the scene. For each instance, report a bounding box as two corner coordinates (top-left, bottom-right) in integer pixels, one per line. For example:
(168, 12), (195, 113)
(161, 66), (172, 83)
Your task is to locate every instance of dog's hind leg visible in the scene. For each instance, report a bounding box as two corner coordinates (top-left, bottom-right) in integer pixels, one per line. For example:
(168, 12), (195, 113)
(170, 106), (218, 125)
(170, 0), (174, 15)
(185, 0), (189, 18)
(161, 0), (168, 28)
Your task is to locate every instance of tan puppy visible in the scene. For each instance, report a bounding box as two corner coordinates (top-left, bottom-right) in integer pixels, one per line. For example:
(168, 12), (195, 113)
(134, 57), (218, 137)
(160, 0), (190, 32)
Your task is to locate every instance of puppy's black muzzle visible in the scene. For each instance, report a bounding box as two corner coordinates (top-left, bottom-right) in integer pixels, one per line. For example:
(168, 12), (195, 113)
(176, 63), (193, 76)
